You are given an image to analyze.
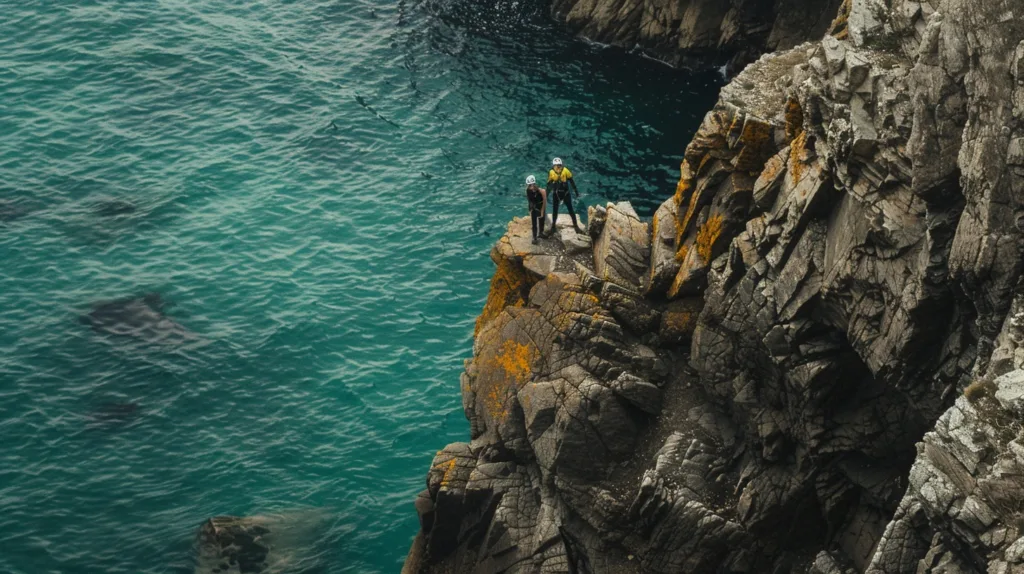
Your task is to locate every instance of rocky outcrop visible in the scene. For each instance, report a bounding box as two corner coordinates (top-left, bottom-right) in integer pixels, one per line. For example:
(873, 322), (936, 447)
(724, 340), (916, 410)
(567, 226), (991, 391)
(406, 0), (1024, 571)
(551, 0), (848, 72)
(866, 371), (1024, 573)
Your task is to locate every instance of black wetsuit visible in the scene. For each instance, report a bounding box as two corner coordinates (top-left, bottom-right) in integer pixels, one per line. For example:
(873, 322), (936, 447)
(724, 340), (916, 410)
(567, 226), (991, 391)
(547, 167), (580, 231)
(527, 185), (545, 239)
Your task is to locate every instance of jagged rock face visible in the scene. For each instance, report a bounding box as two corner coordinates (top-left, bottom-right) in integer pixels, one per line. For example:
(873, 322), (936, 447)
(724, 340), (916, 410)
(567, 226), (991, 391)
(866, 372), (1024, 573)
(550, 0), (847, 71)
(406, 0), (1024, 572)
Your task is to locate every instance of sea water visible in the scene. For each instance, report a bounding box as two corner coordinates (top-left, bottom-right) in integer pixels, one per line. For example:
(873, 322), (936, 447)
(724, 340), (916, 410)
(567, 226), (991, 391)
(0, 0), (722, 572)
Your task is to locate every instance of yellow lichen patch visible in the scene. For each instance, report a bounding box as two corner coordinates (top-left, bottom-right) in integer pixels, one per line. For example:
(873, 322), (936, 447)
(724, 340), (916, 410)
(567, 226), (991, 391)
(674, 243), (690, 264)
(758, 151), (784, 185)
(674, 180), (693, 229)
(828, 0), (852, 39)
(479, 339), (539, 423)
(733, 118), (775, 173)
(674, 161), (695, 222)
(678, 187), (702, 244)
(784, 97), (804, 143)
(494, 339), (536, 384)
(475, 252), (537, 336)
(697, 153), (713, 175)
(696, 213), (724, 263)
(660, 298), (704, 342)
(438, 458), (457, 488)
(484, 384), (509, 423)
(789, 131), (808, 183)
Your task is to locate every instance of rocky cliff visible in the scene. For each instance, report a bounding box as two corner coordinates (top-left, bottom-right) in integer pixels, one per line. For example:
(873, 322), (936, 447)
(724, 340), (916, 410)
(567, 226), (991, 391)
(551, 0), (848, 72)
(404, 0), (1024, 572)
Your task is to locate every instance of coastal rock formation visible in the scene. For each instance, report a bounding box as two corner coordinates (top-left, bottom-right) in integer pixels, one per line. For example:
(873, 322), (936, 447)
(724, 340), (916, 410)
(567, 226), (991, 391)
(196, 516), (273, 574)
(194, 511), (328, 574)
(407, 0), (1024, 571)
(866, 371), (1024, 573)
(551, 0), (848, 71)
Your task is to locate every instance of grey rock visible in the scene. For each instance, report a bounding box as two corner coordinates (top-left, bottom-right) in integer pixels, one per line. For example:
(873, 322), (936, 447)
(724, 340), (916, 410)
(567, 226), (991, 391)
(551, 0), (847, 71)
(592, 202), (650, 293)
(994, 371), (1024, 414)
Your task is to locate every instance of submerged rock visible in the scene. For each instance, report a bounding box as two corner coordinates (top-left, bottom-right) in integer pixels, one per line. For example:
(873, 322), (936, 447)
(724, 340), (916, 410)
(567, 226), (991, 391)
(196, 516), (272, 574)
(81, 293), (196, 346)
(194, 510), (329, 574)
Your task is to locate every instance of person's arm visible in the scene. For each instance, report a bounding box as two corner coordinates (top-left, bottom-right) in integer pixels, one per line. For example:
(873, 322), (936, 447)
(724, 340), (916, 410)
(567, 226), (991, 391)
(540, 188), (547, 213)
(568, 176), (579, 198)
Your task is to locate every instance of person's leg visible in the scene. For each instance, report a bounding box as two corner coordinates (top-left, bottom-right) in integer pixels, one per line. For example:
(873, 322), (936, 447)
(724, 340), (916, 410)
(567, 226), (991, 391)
(531, 210), (539, 240)
(563, 193), (581, 231)
(538, 208), (545, 237)
(549, 192), (561, 236)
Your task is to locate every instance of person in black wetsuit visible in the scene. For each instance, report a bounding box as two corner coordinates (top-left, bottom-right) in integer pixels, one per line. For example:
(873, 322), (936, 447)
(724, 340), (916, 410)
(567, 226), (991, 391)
(525, 175), (547, 244)
(545, 157), (582, 235)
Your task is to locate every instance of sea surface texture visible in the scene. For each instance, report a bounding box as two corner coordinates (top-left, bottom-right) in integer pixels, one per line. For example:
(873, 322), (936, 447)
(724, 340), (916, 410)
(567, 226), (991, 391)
(0, 1), (721, 572)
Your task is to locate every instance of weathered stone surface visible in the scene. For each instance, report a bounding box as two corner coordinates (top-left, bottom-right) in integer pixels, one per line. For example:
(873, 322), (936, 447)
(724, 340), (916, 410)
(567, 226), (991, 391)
(551, 0), (847, 72)
(592, 202), (650, 293)
(866, 371), (1024, 573)
(645, 198), (679, 296)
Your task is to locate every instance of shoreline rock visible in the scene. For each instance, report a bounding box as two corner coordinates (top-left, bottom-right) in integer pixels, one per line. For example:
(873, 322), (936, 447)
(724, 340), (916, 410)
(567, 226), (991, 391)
(406, 0), (1024, 571)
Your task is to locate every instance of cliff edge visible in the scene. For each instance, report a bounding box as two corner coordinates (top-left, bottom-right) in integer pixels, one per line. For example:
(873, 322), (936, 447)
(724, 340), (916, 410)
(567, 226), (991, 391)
(405, 0), (1024, 571)
(551, 0), (848, 72)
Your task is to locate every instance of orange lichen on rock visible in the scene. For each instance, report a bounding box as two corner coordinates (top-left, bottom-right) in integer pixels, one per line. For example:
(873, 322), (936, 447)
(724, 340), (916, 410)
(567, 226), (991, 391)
(733, 118), (775, 173)
(677, 184), (704, 245)
(789, 131), (808, 183)
(438, 458), (457, 488)
(675, 243), (690, 264)
(660, 298), (704, 343)
(696, 213), (724, 263)
(479, 339), (539, 423)
(674, 161), (693, 204)
(494, 339), (536, 385)
(475, 249), (537, 336)
(784, 97), (804, 143)
(758, 151), (784, 186)
(828, 0), (852, 40)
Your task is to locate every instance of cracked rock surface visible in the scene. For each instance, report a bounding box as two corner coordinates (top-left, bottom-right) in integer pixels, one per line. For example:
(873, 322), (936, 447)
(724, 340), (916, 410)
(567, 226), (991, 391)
(551, 0), (848, 71)
(406, 0), (1024, 572)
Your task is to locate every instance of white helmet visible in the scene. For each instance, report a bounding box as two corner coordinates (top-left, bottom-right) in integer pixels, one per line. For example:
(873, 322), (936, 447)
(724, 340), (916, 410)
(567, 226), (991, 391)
(552, 157), (563, 166)
(526, 175), (536, 185)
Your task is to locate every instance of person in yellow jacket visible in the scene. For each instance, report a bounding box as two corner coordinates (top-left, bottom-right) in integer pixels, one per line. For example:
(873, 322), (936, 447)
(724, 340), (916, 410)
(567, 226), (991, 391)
(545, 157), (582, 235)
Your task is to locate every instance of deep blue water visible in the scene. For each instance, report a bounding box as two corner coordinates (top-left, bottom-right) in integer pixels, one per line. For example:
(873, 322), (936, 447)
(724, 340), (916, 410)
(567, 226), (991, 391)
(0, 0), (721, 572)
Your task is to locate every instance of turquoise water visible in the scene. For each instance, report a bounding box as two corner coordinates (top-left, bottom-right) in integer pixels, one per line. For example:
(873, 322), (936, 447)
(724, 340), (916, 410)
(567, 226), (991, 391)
(0, 1), (721, 572)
